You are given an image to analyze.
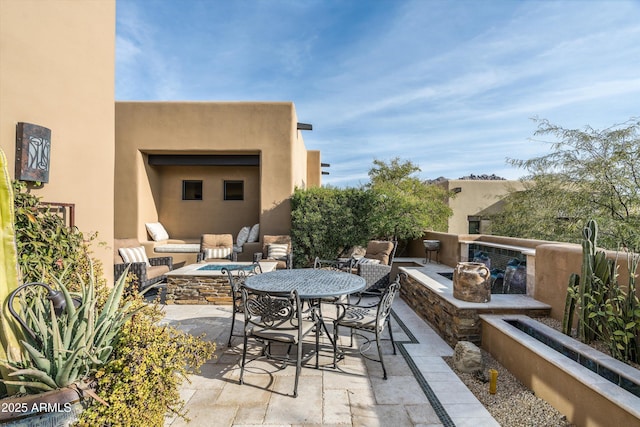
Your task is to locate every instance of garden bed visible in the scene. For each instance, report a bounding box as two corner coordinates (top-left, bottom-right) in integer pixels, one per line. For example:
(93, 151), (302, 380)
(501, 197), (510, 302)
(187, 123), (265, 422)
(481, 314), (640, 427)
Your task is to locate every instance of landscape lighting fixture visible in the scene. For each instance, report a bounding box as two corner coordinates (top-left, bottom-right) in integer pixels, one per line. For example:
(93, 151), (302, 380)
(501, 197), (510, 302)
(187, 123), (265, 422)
(7, 282), (79, 345)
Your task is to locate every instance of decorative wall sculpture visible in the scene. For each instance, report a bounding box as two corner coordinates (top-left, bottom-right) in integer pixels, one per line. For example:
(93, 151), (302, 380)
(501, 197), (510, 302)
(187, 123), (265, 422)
(15, 122), (51, 183)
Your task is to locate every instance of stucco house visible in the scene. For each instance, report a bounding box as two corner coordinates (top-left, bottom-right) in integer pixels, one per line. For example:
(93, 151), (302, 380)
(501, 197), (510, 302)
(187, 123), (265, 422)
(115, 101), (322, 263)
(436, 177), (525, 235)
(1, 0), (322, 278)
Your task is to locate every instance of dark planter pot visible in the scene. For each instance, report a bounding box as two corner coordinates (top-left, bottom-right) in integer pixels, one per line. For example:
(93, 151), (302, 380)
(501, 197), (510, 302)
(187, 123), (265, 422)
(0, 386), (85, 426)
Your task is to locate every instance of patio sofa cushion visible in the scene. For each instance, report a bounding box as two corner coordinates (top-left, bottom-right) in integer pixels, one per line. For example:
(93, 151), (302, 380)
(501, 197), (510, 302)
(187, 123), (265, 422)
(364, 241), (394, 265)
(357, 257), (380, 265)
(200, 233), (236, 262)
(237, 241), (261, 262)
(147, 264), (170, 280)
(204, 247), (232, 259)
(236, 226), (251, 248)
(119, 246), (151, 266)
(153, 243), (200, 253)
(268, 243), (289, 260)
(262, 235), (291, 256)
(201, 233), (233, 250)
(114, 238), (149, 264)
(114, 238), (173, 291)
(145, 222), (170, 241)
(248, 223), (260, 242)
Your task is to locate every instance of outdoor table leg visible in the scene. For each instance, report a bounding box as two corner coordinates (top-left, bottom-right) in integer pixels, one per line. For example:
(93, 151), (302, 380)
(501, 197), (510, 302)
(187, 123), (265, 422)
(308, 298), (348, 367)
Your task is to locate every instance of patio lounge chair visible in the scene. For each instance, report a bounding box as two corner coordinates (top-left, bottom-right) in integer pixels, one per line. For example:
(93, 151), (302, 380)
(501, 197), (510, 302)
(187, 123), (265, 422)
(357, 240), (397, 294)
(313, 256), (356, 273)
(239, 286), (319, 397)
(254, 235), (292, 269)
(198, 233), (237, 262)
(333, 277), (401, 379)
(114, 238), (173, 291)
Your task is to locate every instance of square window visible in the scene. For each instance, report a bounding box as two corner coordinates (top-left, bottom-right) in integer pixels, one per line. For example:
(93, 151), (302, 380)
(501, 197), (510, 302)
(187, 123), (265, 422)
(183, 180), (202, 200)
(224, 181), (244, 201)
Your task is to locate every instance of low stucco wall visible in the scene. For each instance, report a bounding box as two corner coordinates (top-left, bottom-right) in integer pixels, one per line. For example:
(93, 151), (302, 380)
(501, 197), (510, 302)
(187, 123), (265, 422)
(406, 232), (461, 267)
(482, 315), (640, 427)
(408, 234), (639, 322)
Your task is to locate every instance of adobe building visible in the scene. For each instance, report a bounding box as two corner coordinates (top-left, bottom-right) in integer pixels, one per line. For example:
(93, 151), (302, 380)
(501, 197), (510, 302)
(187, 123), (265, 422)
(115, 102), (321, 243)
(437, 178), (525, 235)
(1, 0), (116, 277)
(1, 1), (322, 280)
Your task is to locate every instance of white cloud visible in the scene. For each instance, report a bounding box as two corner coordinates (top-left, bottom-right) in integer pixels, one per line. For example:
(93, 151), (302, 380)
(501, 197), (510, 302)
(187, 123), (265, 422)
(116, 0), (640, 186)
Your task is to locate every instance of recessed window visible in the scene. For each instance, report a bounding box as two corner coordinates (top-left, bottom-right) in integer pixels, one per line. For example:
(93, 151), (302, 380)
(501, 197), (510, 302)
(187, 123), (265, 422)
(224, 181), (244, 201)
(183, 180), (202, 200)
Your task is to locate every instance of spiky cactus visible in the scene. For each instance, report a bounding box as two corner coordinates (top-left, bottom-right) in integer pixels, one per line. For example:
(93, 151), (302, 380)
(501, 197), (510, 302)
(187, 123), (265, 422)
(563, 220), (619, 342)
(0, 148), (24, 395)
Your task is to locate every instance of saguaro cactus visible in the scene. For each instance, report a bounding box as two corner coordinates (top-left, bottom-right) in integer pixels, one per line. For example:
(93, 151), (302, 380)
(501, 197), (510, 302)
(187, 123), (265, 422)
(0, 148), (23, 394)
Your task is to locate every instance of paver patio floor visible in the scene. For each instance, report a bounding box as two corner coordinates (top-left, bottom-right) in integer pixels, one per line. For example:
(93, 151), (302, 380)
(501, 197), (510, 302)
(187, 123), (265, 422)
(158, 293), (499, 427)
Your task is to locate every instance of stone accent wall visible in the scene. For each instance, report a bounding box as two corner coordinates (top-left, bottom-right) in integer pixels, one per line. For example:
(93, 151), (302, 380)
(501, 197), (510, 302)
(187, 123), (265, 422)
(166, 275), (233, 304)
(400, 275), (550, 347)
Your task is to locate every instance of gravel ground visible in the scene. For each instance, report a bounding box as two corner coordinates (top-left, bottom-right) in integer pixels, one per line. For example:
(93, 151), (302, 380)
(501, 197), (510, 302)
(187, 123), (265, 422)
(445, 316), (578, 426)
(444, 349), (574, 427)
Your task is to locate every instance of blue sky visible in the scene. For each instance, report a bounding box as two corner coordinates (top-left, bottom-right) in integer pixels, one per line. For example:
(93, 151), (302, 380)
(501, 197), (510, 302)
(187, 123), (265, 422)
(116, 0), (640, 187)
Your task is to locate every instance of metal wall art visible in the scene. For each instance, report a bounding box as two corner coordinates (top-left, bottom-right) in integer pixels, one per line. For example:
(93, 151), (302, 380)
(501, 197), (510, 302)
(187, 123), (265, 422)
(15, 122), (51, 183)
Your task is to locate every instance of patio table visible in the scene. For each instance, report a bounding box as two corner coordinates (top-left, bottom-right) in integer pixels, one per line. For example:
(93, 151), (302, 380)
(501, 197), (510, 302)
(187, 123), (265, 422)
(243, 268), (366, 299)
(243, 268), (366, 362)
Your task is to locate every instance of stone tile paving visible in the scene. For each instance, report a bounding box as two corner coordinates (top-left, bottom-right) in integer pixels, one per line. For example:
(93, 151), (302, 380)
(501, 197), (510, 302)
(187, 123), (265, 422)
(159, 295), (498, 427)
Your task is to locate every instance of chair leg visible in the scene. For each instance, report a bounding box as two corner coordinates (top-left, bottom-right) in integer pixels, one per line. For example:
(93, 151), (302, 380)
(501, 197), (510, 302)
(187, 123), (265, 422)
(387, 317), (396, 355)
(376, 329), (388, 380)
(240, 335), (248, 385)
(332, 324), (339, 369)
(227, 308), (236, 347)
(294, 341), (302, 397)
(315, 320), (320, 369)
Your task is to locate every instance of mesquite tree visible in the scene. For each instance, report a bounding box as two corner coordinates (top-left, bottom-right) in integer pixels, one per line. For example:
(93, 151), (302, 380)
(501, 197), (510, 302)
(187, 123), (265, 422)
(491, 117), (640, 250)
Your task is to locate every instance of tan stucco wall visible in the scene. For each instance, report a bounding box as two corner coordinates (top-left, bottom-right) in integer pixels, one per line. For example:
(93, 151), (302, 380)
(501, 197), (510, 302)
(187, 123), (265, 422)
(115, 102), (317, 242)
(292, 127), (309, 190)
(0, 0), (116, 280)
(306, 150), (321, 188)
(155, 165), (260, 238)
(442, 180), (524, 235)
(482, 319), (639, 427)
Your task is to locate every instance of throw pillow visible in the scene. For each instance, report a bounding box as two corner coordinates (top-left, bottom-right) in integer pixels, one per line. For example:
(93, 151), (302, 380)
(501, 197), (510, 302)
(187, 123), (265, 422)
(145, 222), (169, 241)
(236, 226), (251, 247)
(204, 247), (232, 259)
(119, 246), (151, 266)
(357, 257), (380, 265)
(247, 223), (260, 242)
(267, 243), (289, 260)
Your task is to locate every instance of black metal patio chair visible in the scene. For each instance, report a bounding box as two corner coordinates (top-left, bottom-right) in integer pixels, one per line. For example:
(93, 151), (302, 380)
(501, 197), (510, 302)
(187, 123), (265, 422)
(239, 286), (319, 397)
(221, 262), (263, 347)
(332, 277), (401, 379)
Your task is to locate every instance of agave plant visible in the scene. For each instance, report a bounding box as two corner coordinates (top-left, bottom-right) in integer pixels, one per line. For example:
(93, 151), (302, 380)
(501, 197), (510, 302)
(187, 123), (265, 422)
(0, 261), (139, 393)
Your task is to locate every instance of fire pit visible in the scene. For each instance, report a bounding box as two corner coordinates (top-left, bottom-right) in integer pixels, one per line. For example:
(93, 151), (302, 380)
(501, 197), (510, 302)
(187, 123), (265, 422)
(423, 240), (440, 263)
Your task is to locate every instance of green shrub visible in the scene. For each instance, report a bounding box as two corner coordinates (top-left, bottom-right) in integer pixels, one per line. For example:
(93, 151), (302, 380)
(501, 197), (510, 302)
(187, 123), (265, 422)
(4, 179), (216, 423)
(0, 262), (139, 394)
(76, 301), (215, 426)
(12, 180), (100, 289)
(291, 187), (376, 267)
